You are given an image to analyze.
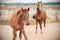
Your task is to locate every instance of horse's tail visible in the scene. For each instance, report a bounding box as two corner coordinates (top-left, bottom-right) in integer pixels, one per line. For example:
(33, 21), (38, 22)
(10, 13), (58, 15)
(33, 15), (35, 19)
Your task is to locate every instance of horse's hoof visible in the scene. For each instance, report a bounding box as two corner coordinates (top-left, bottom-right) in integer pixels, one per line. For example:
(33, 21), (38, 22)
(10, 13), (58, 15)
(25, 37), (27, 40)
(13, 38), (15, 40)
(41, 31), (42, 34)
(44, 25), (46, 28)
(35, 31), (37, 34)
(44, 26), (46, 28)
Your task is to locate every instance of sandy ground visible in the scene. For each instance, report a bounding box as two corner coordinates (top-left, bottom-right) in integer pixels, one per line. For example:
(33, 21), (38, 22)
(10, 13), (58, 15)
(0, 23), (60, 40)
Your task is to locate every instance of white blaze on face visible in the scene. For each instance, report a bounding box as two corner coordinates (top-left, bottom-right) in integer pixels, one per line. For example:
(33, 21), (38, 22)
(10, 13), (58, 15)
(37, 0), (42, 10)
(38, 6), (42, 10)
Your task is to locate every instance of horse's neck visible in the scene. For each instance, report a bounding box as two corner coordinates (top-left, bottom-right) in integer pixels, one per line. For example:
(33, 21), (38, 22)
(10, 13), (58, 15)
(37, 10), (41, 15)
(37, 6), (42, 15)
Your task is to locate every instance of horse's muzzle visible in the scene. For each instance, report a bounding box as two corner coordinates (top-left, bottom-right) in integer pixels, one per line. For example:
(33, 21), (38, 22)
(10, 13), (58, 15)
(33, 15), (35, 19)
(26, 23), (30, 26)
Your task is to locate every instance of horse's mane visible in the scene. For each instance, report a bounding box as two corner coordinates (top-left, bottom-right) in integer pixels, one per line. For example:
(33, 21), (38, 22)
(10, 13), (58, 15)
(37, 7), (40, 11)
(17, 10), (21, 14)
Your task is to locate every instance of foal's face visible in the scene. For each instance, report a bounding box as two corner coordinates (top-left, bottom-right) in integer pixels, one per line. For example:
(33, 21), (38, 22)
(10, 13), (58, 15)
(22, 8), (30, 25)
(38, 2), (42, 10)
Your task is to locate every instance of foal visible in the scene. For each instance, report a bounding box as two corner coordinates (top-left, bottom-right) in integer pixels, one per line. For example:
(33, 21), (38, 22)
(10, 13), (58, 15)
(33, 7), (46, 34)
(10, 8), (30, 40)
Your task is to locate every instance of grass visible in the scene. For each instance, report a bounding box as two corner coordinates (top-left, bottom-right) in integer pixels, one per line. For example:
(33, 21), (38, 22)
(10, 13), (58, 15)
(1, 19), (60, 25)
(2, 20), (9, 25)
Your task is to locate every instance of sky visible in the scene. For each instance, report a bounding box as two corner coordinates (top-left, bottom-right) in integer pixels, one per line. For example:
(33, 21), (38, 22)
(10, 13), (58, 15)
(0, 0), (60, 3)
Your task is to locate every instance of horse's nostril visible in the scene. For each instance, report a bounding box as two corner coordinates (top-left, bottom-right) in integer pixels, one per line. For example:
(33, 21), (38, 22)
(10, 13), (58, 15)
(33, 15), (35, 19)
(26, 23), (30, 26)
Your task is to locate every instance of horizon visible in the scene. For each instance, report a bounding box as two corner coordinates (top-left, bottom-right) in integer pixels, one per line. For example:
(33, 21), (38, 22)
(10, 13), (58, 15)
(0, 0), (60, 3)
(0, 2), (60, 4)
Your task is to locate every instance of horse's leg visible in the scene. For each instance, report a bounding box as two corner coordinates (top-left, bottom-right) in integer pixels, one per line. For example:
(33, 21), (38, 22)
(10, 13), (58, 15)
(39, 21), (42, 34)
(19, 29), (22, 40)
(22, 28), (27, 40)
(35, 20), (38, 33)
(13, 29), (17, 40)
(44, 19), (46, 28)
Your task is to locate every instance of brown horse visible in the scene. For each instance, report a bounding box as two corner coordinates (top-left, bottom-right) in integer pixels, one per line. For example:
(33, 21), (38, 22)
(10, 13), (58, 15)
(33, 7), (46, 34)
(10, 8), (30, 40)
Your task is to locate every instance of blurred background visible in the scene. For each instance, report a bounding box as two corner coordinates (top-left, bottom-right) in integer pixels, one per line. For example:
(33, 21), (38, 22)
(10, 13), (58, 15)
(0, 0), (60, 25)
(0, 0), (60, 40)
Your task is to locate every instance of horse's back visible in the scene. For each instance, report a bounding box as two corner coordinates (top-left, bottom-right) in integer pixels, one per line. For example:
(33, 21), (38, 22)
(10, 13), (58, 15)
(9, 13), (19, 29)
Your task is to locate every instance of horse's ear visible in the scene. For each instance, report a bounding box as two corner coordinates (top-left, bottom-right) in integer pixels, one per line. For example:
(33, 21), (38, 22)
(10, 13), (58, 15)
(21, 8), (23, 11)
(28, 8), (29, 11)
(17, 10), (21, 14)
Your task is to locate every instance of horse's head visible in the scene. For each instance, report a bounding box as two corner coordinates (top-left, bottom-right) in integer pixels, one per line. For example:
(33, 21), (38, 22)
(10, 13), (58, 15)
(38, 2), (42, 10)
(38, 1), (42, 6)
(21, 8), (30, 25)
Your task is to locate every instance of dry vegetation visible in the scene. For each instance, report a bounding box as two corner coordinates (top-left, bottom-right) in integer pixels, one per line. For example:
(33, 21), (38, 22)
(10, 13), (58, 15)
(0, 4), (60, 25)
(0, 5), (60, 10)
